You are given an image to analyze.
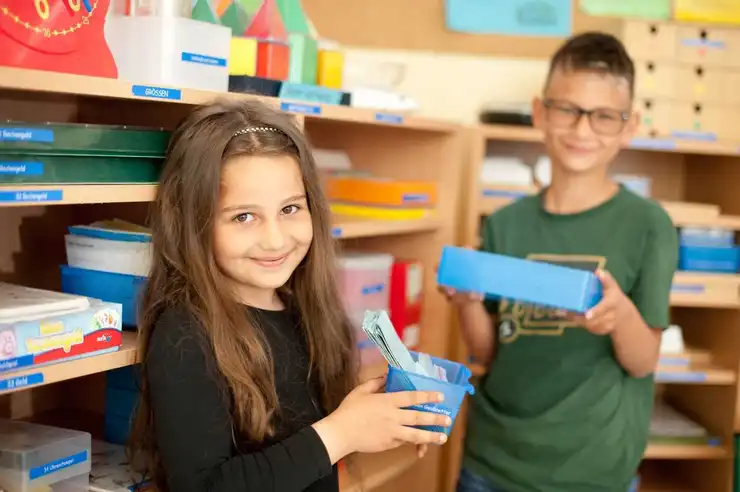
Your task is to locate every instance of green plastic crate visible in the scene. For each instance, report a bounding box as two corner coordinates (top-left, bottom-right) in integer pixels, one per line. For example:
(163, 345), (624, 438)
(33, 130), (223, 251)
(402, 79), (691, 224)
(0, 155), (161, 184)
(0, 122), (170, 158)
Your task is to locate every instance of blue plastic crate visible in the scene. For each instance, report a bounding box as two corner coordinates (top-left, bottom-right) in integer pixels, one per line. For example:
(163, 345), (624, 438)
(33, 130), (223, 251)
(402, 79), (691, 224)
(437, 246), (602, 313)
(60, 265), (146, 327)
(386, 351), (474, 436)
(679, 245), (740, 274)
(679, 227), (734, 248)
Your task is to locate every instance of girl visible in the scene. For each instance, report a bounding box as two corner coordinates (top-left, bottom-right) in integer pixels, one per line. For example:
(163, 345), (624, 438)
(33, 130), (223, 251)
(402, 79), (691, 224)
(129, 99), (450, 492)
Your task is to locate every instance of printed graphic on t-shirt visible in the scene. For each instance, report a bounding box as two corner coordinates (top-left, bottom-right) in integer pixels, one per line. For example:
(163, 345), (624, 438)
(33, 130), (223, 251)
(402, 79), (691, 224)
(497, 254), (606, 343)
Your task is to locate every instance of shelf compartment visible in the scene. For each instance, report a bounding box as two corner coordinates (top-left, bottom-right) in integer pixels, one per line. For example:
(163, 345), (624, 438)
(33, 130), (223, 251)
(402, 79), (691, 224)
(0, 331), (137, 396)
(671, 272), (740, 309)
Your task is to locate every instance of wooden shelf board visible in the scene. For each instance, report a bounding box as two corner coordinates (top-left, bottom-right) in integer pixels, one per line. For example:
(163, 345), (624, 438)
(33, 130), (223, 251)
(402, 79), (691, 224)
(478, 124), (740, 157)
(0, 67), (455, 133)
(643, 443), (730, 460)
(0, 331), (138, 396)
(468, 356), (735, 385)
(638, 467), (694, 492)
(333, 216), (440, 238)
(339, 445), (419, 492)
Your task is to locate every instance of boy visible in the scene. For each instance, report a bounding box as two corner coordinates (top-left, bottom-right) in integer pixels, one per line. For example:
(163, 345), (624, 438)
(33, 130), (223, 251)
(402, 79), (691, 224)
(446, 32), (678, 492)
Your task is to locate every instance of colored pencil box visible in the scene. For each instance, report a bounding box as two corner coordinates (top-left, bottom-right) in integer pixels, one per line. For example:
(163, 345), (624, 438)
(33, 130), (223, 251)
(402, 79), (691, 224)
(325, 176), (438, 208)
(436, 246), (602, 313)
(386, 351), (475, 437)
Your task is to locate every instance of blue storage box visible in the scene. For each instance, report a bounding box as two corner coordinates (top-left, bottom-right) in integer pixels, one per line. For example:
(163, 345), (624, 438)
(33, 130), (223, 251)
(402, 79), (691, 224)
(60, 265), (146, 327)
(679, 245), (740, 273)
(385, 351), (475, 437)
(679, 227), (734, 248)
(437, 246), (602, 313)
(104, 366), (140, 445)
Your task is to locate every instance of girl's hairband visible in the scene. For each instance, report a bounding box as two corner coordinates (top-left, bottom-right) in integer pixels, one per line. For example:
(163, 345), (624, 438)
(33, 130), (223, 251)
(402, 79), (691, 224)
(232, 126), (279, 137)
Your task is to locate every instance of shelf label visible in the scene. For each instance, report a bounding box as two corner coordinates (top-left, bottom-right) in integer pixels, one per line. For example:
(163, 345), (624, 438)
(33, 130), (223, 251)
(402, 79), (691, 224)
(0, 372), (44, 392)
(655, 371), (706, 383)
(361, 283), (385, 295)
(279, 83), (343, 105)
(0, 354), (34, 372)
(0, 161), (43, 175)
(629, 138), (677, 150)
(0, 189), (63, 203)
(402, 193), (429, 204)
(29, 450), (88, 480)
(132, 85), (182, 101)
(680, 38), (726, 49)
(181, 52), (227, 67)
(0, 128), (54, 143)
(670, 130), (717, 142)
(375, 113), (404, 124)
(671, 283), (705, 294)
(481, 189), (529, 199)
(658, 356), (689, 367)
(280, 101), (321, 115)
(331, 227), (342, 238)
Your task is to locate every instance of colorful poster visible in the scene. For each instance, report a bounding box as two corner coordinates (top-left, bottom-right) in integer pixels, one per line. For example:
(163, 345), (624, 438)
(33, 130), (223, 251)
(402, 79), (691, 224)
(579, 0), (670, 20)
(675, 0), (740, 24)
(444, 0), (572, 37)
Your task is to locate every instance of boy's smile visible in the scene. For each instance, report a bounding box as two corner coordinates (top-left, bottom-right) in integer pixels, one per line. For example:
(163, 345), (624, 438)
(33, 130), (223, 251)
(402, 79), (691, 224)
(533, 69), (637, 175)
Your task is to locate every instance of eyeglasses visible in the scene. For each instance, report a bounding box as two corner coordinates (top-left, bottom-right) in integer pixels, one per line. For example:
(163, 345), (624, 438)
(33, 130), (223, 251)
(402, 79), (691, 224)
(542, 98), (630, 136)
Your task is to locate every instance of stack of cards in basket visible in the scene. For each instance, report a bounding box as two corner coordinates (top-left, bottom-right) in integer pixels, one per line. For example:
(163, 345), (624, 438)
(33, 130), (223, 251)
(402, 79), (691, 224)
(361, 310), (448, 381)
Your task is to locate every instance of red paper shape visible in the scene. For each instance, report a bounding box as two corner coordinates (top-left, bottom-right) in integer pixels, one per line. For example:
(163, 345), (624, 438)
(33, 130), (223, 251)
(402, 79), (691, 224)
(0, 0), (117, 78)
(244, 0), (287, 41)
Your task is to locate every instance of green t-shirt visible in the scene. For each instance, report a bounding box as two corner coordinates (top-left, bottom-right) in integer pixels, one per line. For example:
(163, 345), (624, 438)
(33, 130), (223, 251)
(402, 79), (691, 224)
(463, 185), (678, 492)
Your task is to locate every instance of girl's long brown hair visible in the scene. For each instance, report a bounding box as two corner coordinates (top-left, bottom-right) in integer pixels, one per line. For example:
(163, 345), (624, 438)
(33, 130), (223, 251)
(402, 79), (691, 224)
(129, 99), (359, 490)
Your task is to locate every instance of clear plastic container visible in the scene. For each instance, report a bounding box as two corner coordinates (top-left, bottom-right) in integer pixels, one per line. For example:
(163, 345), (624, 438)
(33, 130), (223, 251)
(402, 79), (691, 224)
(65, 234), (152, 277)
(337, 253), (394, 313)
(0, 420), (91, 492)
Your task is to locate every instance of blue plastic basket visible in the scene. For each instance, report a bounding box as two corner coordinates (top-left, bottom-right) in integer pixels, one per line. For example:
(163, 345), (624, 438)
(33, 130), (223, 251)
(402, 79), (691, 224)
(385, 351), (475, 436)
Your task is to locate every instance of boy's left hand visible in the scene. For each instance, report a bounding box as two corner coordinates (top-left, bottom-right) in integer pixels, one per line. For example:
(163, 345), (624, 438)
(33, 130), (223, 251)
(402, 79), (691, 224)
(569, 269), (630, 335)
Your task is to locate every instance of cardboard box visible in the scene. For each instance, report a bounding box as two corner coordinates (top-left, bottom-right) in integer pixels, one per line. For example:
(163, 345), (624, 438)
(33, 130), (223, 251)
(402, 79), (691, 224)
(635, 61), (679, 100)
(676, 25), (739, 68)
(673, 65), (728, 104)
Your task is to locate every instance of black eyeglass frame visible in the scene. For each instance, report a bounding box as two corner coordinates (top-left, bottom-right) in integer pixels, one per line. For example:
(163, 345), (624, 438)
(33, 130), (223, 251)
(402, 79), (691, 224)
(541, 98), (632, 136)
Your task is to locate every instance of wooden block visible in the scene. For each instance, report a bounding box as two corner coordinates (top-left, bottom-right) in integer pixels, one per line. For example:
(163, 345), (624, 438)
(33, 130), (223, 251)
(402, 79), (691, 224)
(635, 99), (673, 139)
(229, 37), (257, 76)
(256, 40), (290, 81)
(667, 103), (738, 142)
(317, 47), (344, 89)
(673, 65), (728, 105)
(287, 33), (318, 85)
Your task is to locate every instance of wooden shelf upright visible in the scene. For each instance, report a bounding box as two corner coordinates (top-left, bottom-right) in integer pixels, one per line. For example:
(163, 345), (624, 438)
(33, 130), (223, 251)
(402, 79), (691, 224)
(0, 66), (462, 492)
(442, 124), (740, 492)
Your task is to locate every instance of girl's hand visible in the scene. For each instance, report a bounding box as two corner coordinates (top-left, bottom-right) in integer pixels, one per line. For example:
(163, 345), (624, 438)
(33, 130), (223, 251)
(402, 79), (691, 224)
(439, 286), (484, 306)
(312, 376), (450, 463)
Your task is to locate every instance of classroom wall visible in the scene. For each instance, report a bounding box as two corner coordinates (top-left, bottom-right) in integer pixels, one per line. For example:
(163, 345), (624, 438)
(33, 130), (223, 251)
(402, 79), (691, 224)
(342, 48), (550, 124)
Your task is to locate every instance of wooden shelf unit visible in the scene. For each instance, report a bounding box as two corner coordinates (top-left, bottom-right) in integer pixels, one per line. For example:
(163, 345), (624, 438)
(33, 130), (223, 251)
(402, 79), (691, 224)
(443, 125), (740, 492)
(0, 69), (463, 492)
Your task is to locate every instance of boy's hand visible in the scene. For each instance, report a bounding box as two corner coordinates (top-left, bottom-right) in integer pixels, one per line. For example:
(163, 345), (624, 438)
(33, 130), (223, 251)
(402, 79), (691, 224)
(439, 286), (484, 306)
(569, 269), (630, 335)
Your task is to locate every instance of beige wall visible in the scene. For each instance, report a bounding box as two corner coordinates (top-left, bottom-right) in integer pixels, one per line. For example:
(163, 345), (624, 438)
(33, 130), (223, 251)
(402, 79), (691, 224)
(342, 47), (550, 124)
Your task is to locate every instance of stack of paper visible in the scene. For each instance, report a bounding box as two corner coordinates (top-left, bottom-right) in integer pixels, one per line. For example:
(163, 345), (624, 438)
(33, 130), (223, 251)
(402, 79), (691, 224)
(361, 310), (447, 382)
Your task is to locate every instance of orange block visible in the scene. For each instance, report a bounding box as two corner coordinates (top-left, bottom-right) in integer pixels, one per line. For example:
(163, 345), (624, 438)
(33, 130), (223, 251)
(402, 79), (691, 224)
(256, 40), (290, 81)
(325, 177), (438, 208)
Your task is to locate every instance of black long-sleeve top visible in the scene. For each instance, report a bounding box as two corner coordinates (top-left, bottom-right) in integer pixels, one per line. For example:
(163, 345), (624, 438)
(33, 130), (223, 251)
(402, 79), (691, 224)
(146, 305), (338, 492)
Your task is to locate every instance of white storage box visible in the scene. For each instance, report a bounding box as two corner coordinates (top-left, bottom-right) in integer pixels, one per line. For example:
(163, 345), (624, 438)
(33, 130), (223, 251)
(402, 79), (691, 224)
(0, 420), (91, 492)
(105, 16), (231, 92)
(65, 234), (151, 277)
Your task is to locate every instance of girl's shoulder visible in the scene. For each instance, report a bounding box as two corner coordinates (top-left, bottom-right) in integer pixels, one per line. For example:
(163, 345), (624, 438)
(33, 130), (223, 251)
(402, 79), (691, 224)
(148, 305), (211, 361)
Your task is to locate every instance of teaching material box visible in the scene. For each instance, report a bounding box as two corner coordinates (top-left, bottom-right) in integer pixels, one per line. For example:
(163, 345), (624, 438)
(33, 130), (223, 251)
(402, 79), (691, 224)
(0, 283), (123, 375)
(436, 246), (602, 313)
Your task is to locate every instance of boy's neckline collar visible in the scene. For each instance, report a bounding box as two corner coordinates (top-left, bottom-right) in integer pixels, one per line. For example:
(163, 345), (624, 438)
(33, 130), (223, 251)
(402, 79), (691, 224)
(537, 183), (626, 219)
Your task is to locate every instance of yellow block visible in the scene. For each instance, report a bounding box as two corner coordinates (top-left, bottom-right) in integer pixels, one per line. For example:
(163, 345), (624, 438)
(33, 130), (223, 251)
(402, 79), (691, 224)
(229, 37), (257, 76)
(330, 203), (436, 220)
(675, 0), (740, 24)
(317, 49), (344, 89)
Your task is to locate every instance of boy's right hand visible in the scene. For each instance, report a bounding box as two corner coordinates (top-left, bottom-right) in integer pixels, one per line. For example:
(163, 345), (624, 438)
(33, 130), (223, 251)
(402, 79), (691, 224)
(440, 286), (484, 306)
(312, 376), (450, 463)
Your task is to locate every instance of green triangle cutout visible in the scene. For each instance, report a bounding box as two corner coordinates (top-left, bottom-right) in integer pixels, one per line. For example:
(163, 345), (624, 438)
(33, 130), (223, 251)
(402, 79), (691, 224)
(192, 0), (220, 24)
(220, 2), (250, 36)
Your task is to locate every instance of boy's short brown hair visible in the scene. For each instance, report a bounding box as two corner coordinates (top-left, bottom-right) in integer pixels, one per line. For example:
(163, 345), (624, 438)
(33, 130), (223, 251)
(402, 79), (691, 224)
(546, 31), (635, 97)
